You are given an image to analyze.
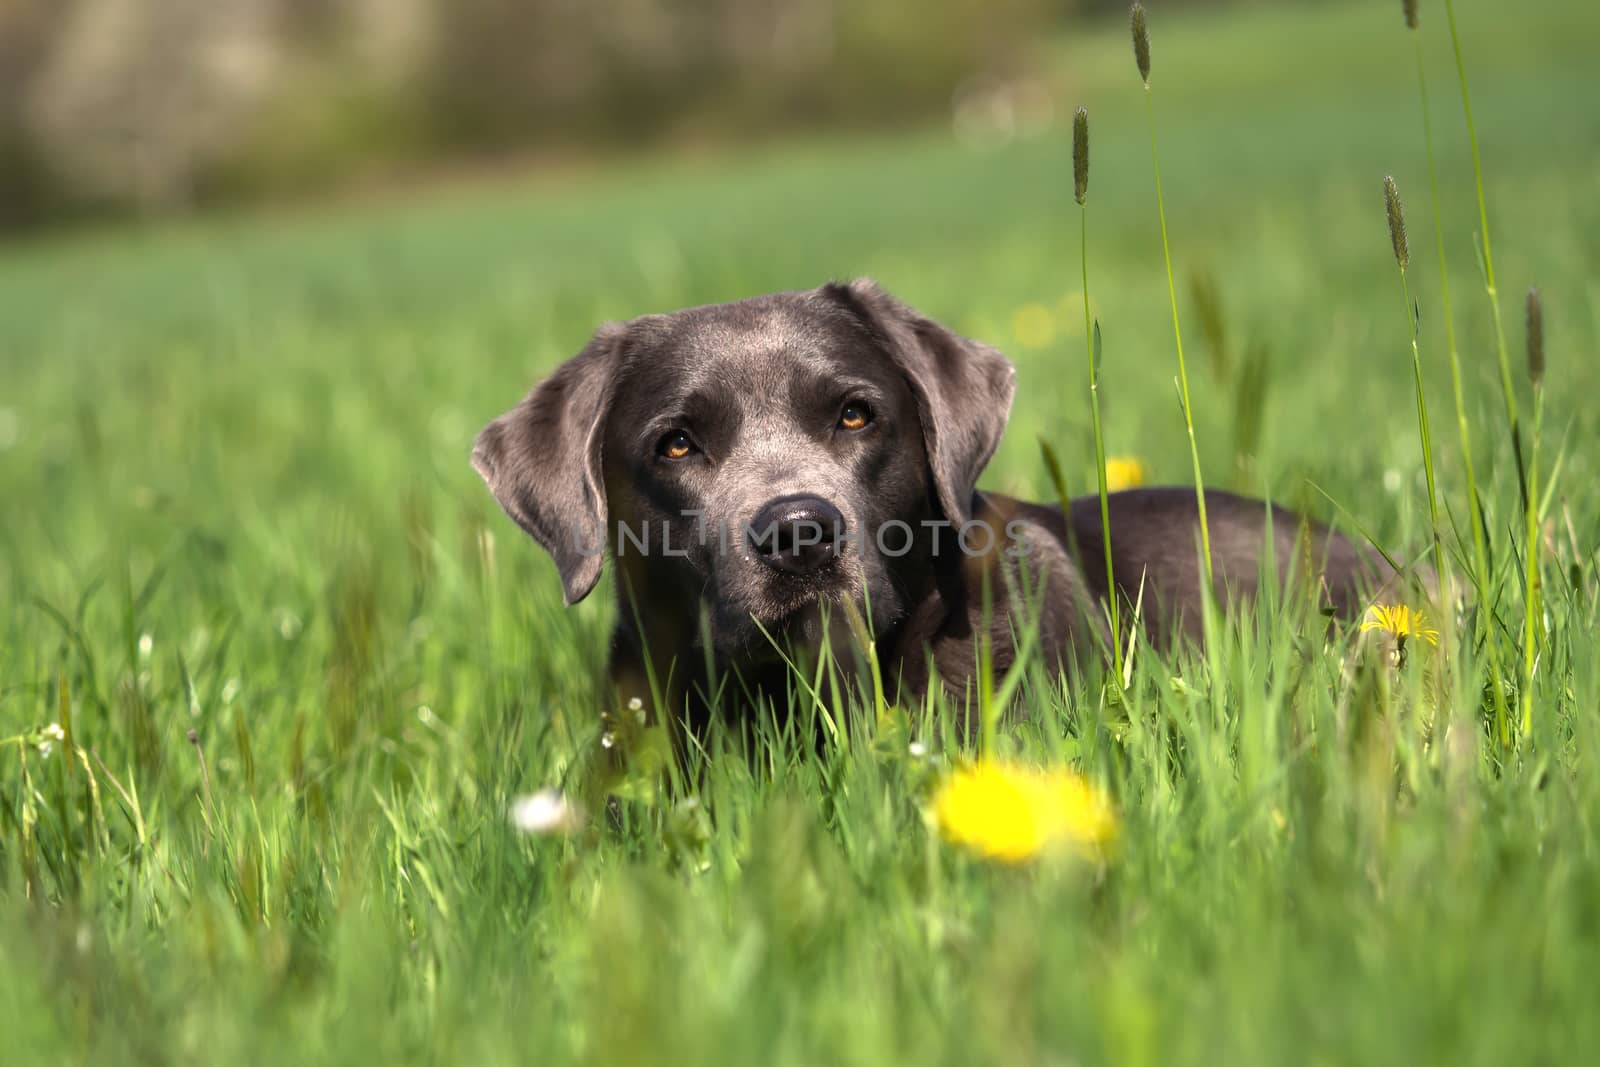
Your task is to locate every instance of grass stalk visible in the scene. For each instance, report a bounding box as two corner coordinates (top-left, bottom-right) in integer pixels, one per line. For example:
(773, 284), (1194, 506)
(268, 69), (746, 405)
(1442, 0), (1522, 487)
(1074, 106), (1124, 680)
(1383, 178), (1442, 583)
(1407, 15), (1504, 716)
(1132, 2), (1214, 590)
(1443, 0), (1525, 743)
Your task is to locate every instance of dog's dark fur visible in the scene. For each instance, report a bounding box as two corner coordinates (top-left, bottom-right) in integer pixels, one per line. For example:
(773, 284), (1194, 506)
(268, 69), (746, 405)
(473, 280), (1394, 728)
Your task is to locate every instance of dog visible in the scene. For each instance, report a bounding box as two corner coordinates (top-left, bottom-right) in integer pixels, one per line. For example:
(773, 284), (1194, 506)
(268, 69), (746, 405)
(473, 279), (1396, 731)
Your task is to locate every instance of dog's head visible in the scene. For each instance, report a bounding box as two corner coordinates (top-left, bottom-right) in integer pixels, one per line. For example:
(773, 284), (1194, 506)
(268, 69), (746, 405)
(472, 279), (1015, 657)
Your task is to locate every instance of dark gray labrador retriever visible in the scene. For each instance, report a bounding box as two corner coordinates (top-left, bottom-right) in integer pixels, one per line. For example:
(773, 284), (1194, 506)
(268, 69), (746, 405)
(473, 280), (1393, 728)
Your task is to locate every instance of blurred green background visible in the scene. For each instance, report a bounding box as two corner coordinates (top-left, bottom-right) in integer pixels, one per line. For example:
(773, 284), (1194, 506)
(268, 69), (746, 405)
(4, 1), (1600, 1063)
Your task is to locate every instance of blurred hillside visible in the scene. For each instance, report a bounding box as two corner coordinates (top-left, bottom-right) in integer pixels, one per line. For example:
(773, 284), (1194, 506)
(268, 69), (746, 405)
(0, 0), (1078, 229)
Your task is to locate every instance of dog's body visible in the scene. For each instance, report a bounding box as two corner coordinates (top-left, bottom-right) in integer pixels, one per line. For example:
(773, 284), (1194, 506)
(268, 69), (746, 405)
(473, 281), (1394, 727)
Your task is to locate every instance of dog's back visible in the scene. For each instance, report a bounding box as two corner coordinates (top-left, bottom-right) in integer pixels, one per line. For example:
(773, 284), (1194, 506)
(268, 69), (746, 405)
(1044, 487), (1392, 649)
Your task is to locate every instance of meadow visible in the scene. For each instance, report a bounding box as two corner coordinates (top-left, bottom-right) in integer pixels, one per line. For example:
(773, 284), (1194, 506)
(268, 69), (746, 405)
(3, 1), (1600, 1063)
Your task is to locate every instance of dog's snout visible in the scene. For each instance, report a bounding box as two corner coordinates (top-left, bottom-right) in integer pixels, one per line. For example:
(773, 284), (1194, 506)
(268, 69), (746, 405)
(748, 495), (845, 575)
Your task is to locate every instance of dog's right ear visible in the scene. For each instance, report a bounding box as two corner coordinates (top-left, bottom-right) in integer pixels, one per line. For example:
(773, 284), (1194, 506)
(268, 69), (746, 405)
(471, 324), (626, 605)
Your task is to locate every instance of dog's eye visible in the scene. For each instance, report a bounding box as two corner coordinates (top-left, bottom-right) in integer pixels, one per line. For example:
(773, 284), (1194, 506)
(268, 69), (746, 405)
(658, 430), (696, 459)
(838, 403), (872, 431)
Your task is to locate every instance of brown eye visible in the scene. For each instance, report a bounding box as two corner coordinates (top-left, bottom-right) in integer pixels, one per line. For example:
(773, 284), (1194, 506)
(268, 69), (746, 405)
(658, 430), (695, 459)
(839, 403), (872, 431)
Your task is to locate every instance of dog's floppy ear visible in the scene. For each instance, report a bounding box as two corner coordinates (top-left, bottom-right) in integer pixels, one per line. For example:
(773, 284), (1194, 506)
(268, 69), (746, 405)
(820, 278), (1016, 523)
(471, 324), (626, 605)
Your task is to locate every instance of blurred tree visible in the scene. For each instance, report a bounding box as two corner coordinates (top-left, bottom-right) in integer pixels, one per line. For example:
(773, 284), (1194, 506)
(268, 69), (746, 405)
(25, 0), (284, 210)
(1, 0), (1070, 227)
(0, 1), (68, 227)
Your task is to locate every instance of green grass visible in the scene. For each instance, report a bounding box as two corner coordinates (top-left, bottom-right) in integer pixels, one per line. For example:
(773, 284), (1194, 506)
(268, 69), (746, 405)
(4, 1), (1600, 1062)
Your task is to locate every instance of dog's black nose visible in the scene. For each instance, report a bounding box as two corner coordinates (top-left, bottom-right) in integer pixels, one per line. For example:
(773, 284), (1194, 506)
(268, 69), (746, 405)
(748, 495), (845, 575)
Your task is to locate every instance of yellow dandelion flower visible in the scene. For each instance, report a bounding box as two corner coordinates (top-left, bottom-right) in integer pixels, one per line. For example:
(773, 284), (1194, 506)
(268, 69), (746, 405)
(1360, 603), (1439, 646)
(933, 761), (1117, 863)
(1103, 456), (1149, 492)
(1011, 303), (1057, 350)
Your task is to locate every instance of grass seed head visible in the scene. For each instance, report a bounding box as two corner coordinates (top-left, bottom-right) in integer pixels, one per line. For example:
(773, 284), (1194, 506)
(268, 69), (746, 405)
(1526, 287), (1545, 386)
(1403, 0), (1419, 30)
(1073, 107), (1089, 204)
(1131, 4), (1152, 86)
(1383, 175), (1409, 271)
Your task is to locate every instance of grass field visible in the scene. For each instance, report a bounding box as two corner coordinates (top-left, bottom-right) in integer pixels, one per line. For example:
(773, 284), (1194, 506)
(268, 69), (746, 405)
(4, 1), (1600, 1063)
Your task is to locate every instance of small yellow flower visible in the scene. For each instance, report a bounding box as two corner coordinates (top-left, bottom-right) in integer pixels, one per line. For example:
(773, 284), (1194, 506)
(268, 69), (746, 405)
(933, 761), (1117, 863)
(1360, 603), (1439, 646)
(1056, 290), (1100, 321)
(1103, 456), (1148, 491)
(1011, 303), (1057, 350)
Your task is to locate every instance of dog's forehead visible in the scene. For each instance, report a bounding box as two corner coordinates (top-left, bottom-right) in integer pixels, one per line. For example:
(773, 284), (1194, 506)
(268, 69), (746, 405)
(622, 293), (878, 396)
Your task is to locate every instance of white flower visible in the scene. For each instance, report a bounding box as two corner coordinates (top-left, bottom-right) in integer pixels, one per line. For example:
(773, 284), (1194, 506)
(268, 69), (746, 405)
(509, 789), (581, 835)
(909, 740), (928, 759)
(275, 609), (303, 640)
(37, 722), (65, 757)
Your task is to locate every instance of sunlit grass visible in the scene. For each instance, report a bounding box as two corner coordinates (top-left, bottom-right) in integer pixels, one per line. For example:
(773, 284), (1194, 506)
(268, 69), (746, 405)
(2, 2), (1599, 1064)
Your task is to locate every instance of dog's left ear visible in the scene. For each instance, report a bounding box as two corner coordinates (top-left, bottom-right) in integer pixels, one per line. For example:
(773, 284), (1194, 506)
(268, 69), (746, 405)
(819, 278), (1016, 523)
